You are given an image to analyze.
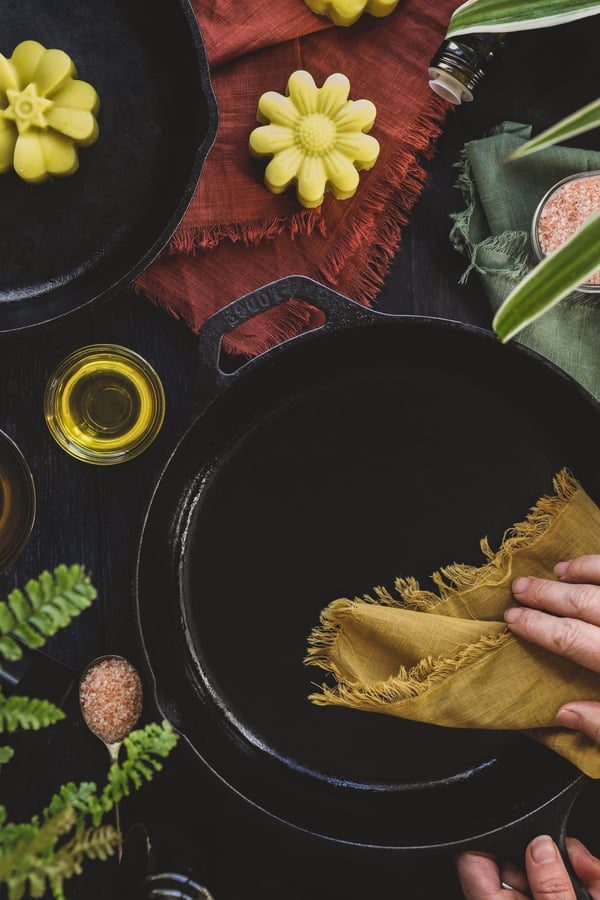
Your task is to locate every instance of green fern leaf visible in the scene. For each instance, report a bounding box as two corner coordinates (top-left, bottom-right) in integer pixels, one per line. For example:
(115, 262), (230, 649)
(6, 591), (30, 626)
(0, 638), (21, 662)
(0, 566), (96, 661)
(0, 695), (65, 733)
(0, 607), (15, 634)
(43, 782), (98, 824)
(10, 623), (45, 650)
(0, 745), (14, 766)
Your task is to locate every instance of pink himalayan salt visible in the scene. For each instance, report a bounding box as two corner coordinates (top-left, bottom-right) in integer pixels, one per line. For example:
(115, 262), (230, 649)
(537, 174), (600, 286)
(80, 656), (142, 745)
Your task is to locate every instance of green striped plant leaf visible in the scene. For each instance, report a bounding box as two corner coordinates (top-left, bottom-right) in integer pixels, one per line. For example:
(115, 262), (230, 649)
(508, 97), (600, 158)
(446, 0), (600, 38)
(493, 209), (600, 342)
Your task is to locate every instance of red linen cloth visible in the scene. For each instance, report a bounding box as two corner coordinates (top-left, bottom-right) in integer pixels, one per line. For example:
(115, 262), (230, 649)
(133, 0), (456, 356)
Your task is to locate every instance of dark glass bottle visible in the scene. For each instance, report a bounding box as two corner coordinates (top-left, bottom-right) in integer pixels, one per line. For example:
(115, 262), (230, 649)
(428, 32), (506, 105)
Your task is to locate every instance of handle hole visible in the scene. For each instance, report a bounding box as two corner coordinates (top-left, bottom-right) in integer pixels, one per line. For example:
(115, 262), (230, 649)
(219, 297), (325, 363)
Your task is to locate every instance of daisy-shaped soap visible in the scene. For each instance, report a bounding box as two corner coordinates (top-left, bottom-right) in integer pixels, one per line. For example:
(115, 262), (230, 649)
(249, 70), (380, 209)
(303, 0), (400, 27)
(0, 40), (100, 184)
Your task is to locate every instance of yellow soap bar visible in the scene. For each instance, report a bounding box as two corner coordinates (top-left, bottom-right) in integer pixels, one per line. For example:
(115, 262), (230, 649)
(303, 0), (400, 27)
(0, 40), (100, 184)
(249, 70), (380, 209)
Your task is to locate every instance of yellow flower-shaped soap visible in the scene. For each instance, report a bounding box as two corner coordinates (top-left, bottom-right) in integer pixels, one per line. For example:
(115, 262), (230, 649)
(0, 40), (100, 184)
(249, 70), (380, 209)
(303, 0), (400, 27)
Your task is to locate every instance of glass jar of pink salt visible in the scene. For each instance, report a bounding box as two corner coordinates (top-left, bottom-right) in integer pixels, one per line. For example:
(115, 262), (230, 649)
(531, 170), (600, 293)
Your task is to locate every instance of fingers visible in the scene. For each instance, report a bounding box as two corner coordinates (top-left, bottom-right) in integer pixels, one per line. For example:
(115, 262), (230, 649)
(499, 860), (530, 895)
(456, 850), (529, 898)
(504, 603), (600, 673)
(566, 837), (600, 898)
(524, 835), (576, 899)
(456, 838), (600, 900)
(505, 555), (600, 673)
(557, 701), (600, 744)
(509, 575), (600, 626)
(555, 556), (600, 586)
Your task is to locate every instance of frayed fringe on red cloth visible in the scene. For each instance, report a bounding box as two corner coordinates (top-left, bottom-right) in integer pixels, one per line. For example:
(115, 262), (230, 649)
(133, 0), (456, 357)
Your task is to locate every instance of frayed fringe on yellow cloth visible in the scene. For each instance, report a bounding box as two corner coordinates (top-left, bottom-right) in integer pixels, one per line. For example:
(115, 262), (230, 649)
(304, 469), (600, 778)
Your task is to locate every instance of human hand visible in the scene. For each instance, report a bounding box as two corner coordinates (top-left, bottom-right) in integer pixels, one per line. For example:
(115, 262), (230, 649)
(456, 835), (600, 898)
(504, 554), (600, 744)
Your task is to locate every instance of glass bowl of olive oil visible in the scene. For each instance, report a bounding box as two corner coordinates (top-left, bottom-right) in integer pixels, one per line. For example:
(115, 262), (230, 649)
(0, 430), (36, 574)
(44, 344), (165, 465)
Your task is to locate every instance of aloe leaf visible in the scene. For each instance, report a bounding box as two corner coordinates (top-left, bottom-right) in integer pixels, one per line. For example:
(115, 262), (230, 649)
(507, 97), (600, 159)
(492, 209), (600, 342)
(446, 0), (600, 38)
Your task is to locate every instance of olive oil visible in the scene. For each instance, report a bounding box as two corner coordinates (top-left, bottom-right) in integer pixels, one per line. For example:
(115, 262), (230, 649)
(0, 430), (36, 574)
(44, 345), (165, 465)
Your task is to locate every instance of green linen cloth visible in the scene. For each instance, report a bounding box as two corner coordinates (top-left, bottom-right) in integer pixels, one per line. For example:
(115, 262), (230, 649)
(449, 121), (600, 403)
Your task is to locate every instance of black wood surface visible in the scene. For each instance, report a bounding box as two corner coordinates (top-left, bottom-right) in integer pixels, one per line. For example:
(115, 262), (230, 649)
(1, 16), (599, 900)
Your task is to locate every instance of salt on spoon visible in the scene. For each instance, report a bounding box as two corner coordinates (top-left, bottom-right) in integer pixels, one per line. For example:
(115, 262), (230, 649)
(79, 654), (143, 859)
(79, 654), (143, 760)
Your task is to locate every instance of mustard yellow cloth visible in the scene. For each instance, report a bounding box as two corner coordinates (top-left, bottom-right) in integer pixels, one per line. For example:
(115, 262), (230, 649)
(305, 469), (600, 778)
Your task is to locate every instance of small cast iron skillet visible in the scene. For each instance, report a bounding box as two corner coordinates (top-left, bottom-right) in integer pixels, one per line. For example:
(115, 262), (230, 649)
(0, 0), (218, 333)
(135, 276), (600, 898)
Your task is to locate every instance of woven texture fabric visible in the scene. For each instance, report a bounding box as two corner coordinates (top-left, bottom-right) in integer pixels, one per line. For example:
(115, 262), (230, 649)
(450, 121), (600, 403)
(133, 0), (457, 356)
(305, 470), (600, 778)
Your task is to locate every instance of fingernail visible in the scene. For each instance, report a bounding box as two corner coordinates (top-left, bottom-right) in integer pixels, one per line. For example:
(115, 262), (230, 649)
(512, 576), (530, 593)
(554, 561), (569, 578)
(557, 707), (582, 730)
(504, 607), (523, 624)
(530, 835), (557, 863)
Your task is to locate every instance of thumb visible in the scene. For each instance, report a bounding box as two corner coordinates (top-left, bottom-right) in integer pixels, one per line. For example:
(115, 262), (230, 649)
(524, 835), (575, 899)
(557, 701), (600, 745)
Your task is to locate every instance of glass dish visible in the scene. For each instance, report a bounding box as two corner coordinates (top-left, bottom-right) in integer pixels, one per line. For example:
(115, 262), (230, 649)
(531, 170), (600, 293)
(0, 429), (36, 574)
(44, 344), (165, 466)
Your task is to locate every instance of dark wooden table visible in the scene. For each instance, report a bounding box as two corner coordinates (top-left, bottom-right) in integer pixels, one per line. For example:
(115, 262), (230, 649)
(1, 15), (599, 900)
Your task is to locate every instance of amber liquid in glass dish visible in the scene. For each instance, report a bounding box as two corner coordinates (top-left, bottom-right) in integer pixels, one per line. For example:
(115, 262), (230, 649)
(0, 433), (36, 574)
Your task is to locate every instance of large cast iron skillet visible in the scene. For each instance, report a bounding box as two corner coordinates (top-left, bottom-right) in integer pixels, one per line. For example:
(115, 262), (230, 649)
(135, 276), (600, 897)
(0, 0), (217, 333)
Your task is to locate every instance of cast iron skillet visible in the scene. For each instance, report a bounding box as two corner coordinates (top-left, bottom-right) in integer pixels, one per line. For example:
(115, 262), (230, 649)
(0, 0), (218, 333)
(134, 276), (600, 897)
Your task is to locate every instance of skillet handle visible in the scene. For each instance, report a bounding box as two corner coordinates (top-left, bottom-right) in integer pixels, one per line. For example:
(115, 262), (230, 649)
(193, 275), (375, 413)
(471, 774), (591, 899)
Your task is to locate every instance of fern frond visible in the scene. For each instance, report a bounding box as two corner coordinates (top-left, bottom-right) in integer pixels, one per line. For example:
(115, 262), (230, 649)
(0, 566), (96, 661)
(0, 722), (177, 896)
(45, 825), (118, 899)
(0, 695), (65, 734)
(41, 722), (178, 828)
(99, 720), (178, 824)
(0, 822), (40, 856)
(0, 805), (75, 899)
(42, 782), (106, 834)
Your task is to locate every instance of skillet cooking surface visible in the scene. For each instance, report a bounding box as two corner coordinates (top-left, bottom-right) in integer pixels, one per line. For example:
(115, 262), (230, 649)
(1, 0), (217, 332)
(136, 304), (600, 849)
